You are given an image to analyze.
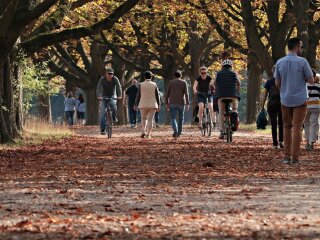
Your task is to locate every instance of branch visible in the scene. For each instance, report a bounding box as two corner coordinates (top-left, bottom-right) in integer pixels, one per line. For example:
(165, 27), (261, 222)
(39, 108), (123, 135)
(100, 33), (146, 72)
(20, 0), (140, 53)
(53, 44), (90, 84)
(47, 59), (85, 88)
(0, 0), (18, 37)
(12, 0), (58, 29)
(28, 0), (71, 39)
(76, 39), (92, 73)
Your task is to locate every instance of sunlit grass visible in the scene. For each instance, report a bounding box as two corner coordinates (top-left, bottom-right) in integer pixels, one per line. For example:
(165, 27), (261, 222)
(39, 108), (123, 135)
(240, 123), (272, 134)
(1, 118), (73, 149)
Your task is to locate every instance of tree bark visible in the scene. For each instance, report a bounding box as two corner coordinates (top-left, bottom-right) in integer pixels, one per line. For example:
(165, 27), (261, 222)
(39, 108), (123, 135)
(38, 93), (52, 123)
(246, 52), (262, 124)
(84, 87), (99, 125)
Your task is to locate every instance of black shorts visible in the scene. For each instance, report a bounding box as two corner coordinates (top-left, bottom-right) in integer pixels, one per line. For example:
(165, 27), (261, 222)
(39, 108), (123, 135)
(77, 111), (85, 119)
(197, 94), (213, 104)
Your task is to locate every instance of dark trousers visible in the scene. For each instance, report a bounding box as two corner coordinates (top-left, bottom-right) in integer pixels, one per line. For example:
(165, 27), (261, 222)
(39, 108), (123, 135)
(128, 104), (137, 125)
(65, 111), (74, 126)
(267, 104), (283, 146)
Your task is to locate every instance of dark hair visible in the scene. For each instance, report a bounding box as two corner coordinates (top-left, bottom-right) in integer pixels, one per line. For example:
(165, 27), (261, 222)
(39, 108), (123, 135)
(311, 68), (316, 77)
(174, 70), (182, 78)
(287, 38), (301, 51)
(144, 71), (153, 79)
(78, 93), (84, 103)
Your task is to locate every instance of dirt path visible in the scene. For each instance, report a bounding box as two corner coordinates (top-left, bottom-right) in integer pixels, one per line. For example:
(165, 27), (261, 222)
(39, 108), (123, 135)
(0, 126), (319, 239)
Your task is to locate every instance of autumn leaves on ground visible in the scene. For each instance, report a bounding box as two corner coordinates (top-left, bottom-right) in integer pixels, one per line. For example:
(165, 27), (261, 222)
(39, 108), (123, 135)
(1, 126), (320, 239)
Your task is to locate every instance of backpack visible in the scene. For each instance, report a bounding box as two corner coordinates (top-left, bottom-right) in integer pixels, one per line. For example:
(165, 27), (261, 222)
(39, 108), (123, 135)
(256, 109), (268, 129)
(268, 84), (280, 107)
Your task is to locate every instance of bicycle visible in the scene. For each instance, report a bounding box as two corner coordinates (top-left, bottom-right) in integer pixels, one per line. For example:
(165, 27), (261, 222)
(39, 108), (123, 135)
(101, 96), (117, 138)
(222, 99), (233, 143)
(197, 92), (212, 137)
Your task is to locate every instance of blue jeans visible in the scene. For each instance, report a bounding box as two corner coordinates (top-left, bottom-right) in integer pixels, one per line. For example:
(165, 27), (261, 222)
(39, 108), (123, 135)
(169, 105), (185, 135)
(128, 104), (137, 125)
(154, 111), (159, 124)
(100, 99), (117, 130)
(65, 111), (74, 125)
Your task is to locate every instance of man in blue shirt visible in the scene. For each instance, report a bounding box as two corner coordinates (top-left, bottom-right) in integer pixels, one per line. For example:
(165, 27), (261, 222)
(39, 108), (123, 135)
(275, 38), (314, 164)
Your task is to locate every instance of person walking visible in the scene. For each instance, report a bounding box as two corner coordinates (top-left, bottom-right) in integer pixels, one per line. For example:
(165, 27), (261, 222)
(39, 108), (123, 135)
(275, 37), (314, 164)
(64, 91), (77, 126)
(134, 71), (161, 138)
(96, 67), (122, 135)
(261, 66), (283, 149)
(304, 69), (320, 151)
(165, 70), (190, 138)
(76, 93), (86, 125)
(124, 79), (139, 128)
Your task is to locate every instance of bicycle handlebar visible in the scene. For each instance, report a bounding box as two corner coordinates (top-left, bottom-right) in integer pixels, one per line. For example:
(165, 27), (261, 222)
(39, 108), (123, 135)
(196, 92), (211, 97)
(100, 96), (117, 101)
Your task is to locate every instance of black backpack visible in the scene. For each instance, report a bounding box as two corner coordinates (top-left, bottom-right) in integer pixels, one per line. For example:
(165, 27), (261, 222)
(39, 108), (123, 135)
(256, 109), (268, 129)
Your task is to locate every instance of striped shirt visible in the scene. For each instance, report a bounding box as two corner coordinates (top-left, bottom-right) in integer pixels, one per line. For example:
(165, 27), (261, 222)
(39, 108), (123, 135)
(307, 82), (320, 109)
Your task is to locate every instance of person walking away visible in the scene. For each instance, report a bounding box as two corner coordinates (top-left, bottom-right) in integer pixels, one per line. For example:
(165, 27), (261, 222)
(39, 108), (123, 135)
(134, 71), (161, 138)
(213, 59), (240, 139)
(193, 66), (214, 129)
(261, 66), (283, 149)
(64, 91), (77, 126)
(275, 37), (314, 164)
(124, 79), (139, 128)
(165, 70), (190, 138)
(76, 93), (86, 125)
(304, 69), (320, 151)
(96, 67), (122, 135)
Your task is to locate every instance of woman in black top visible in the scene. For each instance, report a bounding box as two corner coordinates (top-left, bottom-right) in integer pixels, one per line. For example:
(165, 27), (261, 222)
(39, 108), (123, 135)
(193, 66), (214, 128)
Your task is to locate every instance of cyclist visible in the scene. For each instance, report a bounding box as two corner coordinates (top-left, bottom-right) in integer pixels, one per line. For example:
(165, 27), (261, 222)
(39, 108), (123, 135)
(96, 67), (122, 135)
(193, 66), (214, 129)
(213, 59), (240, 139)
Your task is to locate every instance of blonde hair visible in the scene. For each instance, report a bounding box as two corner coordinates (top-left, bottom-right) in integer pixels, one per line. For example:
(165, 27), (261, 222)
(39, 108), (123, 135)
(199, 66), (208, 73)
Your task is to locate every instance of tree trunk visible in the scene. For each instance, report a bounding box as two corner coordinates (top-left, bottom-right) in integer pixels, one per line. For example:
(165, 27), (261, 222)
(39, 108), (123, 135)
(38, 93), (52, 123)
(3, 55), (20, 139)
(0, 62), (10, 143)
(246, 53), (262, 124)
(84, 87), (99, 125)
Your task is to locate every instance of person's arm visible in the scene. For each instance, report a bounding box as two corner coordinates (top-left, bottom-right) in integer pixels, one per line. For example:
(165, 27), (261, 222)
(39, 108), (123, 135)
(123, 90), (127, 106)
(165, 82), (171, 110)
(96, 78), (103, 100)
(134, 85), (141, 109)
(304, 61), (314, 84)
(114, 77), (122, 99)
(261, 88), (268, 110)
(236, 75), (241, 92)
(185, 81), (190, 110)
(193, 80), (198, 95)
(274, 64), (281, 88)
(155, 86), (161, 110)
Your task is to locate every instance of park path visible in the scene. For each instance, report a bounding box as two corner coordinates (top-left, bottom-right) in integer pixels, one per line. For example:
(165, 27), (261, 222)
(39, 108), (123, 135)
(0, 126), (320, 239)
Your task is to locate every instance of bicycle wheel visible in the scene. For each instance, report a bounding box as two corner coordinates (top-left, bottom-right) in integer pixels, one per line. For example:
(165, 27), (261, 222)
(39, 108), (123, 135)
(226, 129), (232, 143)
(106, 110), (113, 138)
(206, 108), (212, 137)
(201, 114), (207, 136)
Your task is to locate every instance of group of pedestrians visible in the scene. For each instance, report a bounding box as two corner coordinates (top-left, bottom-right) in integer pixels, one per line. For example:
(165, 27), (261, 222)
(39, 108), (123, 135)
(64, 91), (85, 126)
(66, 37), (317, 165)
(262, 37), (316, 164)
(95, 58), (240, 139)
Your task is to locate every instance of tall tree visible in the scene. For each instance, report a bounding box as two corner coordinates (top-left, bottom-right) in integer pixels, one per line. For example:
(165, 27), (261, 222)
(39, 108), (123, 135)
(0, 0), (140, 143)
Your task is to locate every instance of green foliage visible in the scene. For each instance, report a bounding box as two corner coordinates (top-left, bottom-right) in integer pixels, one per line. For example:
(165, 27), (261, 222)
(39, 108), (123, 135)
(17, 52), (59, 114)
